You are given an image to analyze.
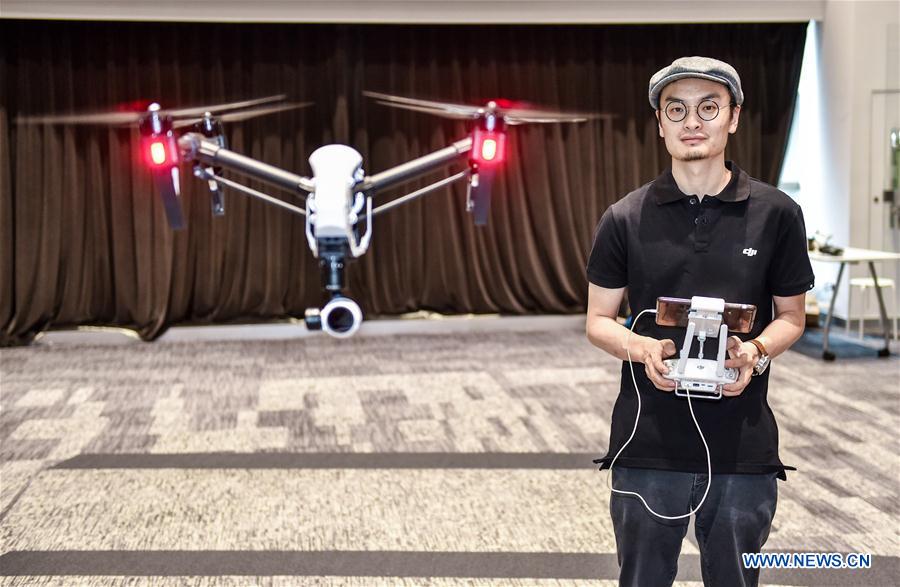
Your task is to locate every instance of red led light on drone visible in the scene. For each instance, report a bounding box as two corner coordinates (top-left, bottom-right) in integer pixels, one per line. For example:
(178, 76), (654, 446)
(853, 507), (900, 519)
(472, 128), (506, 166)
(481, 139), (498, 161)
(143, 134), (178, 168)
(149, 141), (168, 165)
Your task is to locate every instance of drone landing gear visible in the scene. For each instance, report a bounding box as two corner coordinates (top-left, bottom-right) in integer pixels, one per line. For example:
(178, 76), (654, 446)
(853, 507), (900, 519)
(209, 183), (225, 216)
(466, 164), (496, 226)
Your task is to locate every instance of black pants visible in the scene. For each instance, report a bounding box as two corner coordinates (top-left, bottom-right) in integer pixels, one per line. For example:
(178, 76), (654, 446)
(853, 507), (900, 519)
(610, 466), (778, 587)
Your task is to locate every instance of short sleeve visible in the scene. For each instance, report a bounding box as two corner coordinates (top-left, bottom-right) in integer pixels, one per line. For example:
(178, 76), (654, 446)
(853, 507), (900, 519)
(768, 206), (815, 296)
(587, 206), (628, 288)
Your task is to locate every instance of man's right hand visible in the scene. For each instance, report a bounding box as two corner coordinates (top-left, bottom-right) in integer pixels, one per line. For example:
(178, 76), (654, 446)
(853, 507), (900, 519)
(639, 338), (678, 392)
(587, 284), (677, 391)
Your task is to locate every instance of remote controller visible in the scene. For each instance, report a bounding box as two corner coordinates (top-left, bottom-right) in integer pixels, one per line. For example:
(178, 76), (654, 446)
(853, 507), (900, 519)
(662, 358), (738, 400)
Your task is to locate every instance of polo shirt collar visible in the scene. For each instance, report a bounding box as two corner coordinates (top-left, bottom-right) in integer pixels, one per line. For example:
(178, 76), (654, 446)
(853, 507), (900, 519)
(651, 161), (750, 205)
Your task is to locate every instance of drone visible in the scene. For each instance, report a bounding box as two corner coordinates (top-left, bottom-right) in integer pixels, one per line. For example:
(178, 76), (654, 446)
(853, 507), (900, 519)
(18, 93), (602, 338)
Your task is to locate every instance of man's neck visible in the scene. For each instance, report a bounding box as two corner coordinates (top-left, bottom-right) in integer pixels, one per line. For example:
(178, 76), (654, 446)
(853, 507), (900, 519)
(671, 157), (731, 201)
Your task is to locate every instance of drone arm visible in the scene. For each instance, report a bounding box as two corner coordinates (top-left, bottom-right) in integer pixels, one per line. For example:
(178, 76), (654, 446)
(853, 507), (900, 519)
(371, 170), (469, 216)
(358, 137), (472, 194)
(194, 168), (306, 217)
(179, 133), (314, 194)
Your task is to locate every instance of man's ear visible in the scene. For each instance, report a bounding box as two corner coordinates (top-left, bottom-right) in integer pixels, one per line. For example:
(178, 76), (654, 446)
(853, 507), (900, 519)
(656, 110), (664, 137)
(729, 105), (741, 134)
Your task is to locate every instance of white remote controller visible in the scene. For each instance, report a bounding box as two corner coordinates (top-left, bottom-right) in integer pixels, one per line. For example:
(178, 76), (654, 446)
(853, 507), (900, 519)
(662, 358), (738, 400)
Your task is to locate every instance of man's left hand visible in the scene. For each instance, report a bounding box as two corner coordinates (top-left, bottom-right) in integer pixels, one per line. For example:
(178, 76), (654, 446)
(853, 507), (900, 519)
(722, 336), (760, 397)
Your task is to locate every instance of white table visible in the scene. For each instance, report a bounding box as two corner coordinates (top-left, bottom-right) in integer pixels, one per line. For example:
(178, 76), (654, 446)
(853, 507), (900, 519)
(809, 246), (900, 360)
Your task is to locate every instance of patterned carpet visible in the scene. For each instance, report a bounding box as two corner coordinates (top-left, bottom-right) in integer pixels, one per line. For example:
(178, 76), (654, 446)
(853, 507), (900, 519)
(0, 319), (898, 586)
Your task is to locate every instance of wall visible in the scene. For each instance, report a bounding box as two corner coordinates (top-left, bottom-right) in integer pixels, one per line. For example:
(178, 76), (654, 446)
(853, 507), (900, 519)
(815, 0), (899, 323)
(0, 0), (824, 24)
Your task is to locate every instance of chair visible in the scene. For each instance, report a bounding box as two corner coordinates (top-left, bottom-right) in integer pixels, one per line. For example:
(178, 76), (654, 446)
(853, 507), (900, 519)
(846, 277), (897, 340)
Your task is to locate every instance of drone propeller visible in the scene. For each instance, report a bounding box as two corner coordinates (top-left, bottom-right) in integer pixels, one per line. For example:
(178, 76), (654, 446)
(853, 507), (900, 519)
(172, 101), (313, 128)
(371, 100), (477, 121)
(363, 91), (607, 124)
(15, 94), (289, 126)
(363, 91), (479, 119)
(163, 95), (288, 118)
(364, 91), (609, 228)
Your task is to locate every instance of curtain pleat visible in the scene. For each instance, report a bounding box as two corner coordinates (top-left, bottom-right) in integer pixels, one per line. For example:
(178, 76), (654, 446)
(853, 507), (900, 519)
(0, 21), (806, 345)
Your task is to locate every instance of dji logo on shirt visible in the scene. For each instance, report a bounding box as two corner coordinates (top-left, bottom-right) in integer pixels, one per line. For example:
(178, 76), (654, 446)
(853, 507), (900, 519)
(742, 248), (758, 257)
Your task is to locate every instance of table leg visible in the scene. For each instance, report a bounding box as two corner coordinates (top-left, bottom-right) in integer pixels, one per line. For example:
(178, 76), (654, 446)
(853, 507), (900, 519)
(867, 261), (892, 357)
(822, 262), (845, 361)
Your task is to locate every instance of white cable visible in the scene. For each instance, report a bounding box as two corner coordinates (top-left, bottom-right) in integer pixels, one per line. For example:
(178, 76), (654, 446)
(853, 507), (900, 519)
(605, 308), (713, 520)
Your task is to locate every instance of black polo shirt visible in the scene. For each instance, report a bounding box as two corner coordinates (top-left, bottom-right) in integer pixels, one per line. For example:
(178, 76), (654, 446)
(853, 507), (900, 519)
(587, 161), (814, 480)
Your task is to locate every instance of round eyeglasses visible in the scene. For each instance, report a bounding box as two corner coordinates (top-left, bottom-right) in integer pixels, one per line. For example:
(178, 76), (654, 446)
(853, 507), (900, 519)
(664, 99), (733, 123)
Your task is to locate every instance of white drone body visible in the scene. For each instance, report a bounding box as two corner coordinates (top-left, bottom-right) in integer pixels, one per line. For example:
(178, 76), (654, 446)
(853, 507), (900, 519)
(306, 145), (371, 259)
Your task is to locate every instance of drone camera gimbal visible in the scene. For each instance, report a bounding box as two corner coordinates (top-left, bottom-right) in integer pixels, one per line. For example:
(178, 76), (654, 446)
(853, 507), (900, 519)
(305, 237), (363, 337)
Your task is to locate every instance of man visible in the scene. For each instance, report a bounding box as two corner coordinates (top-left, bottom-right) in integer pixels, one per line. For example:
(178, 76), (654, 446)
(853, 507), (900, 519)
(585, 56), (814, 587)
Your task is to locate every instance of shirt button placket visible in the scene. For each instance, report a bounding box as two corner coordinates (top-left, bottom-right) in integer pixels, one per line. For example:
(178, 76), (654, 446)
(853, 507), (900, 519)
(694, 206), (710, 251)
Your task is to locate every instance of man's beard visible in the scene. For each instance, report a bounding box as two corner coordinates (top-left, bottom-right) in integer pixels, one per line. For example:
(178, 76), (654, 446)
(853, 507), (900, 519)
(677, 149), (708, 162)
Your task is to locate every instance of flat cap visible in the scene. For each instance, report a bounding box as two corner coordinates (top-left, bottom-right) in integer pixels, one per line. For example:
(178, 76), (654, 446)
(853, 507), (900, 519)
(648, 56), (743, 110)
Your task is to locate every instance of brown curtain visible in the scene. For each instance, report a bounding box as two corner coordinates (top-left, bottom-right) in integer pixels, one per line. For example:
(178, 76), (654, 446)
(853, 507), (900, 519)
(0, 21), (806, 345)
